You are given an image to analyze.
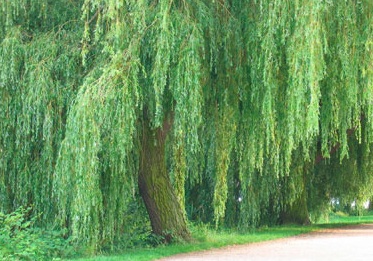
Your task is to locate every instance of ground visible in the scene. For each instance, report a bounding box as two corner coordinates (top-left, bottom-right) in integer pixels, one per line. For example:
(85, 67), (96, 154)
(158, 224), (373, 260)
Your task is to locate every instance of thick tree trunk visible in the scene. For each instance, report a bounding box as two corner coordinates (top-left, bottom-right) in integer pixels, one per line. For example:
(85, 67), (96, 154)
(138, 115), (190, 242)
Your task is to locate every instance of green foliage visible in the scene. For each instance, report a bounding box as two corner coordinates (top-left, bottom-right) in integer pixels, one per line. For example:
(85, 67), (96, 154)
(2, 0), (373, 255)
(310, 123), (373, 221)
(0, 207), (75, 260)
(0, 0), (83, 224)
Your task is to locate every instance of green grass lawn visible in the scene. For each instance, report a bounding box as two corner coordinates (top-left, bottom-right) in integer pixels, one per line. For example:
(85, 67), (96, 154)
(68, 211), (373, 261)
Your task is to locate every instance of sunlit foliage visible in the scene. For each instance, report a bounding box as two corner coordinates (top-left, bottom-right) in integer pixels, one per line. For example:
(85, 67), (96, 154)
(1, 0), (373, 253)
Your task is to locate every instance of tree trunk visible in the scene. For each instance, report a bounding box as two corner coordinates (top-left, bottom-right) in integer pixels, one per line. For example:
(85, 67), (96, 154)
(280, 186), (311, 225)
(138, 115), (190, 242)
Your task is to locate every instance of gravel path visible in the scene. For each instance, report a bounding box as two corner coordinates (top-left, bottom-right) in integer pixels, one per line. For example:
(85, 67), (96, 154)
(158, 224), (373, 261)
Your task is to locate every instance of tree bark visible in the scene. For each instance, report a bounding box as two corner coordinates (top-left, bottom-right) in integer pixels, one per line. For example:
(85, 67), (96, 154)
(138, 114), (190, 242)
(280, 187), (311, 225)
(280, 168), (311, 225)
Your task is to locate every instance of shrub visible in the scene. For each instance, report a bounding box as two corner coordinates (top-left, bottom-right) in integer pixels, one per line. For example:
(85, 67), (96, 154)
(0, 206), (75, 260)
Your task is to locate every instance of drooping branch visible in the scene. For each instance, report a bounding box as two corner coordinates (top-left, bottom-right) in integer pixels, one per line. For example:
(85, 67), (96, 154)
(315, 125), (361, 164)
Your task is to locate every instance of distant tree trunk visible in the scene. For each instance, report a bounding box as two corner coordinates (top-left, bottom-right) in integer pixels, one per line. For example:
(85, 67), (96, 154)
(280, 187), (311, 225)
(138, 113), (190, 242)
(280, 170), (311, 225)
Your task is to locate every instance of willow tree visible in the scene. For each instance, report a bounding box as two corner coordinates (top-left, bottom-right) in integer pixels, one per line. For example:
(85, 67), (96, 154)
(1, 0), (373, 253)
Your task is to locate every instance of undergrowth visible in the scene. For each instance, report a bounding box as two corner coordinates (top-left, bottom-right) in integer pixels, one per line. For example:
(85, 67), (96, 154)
(0, 206), (75, 260)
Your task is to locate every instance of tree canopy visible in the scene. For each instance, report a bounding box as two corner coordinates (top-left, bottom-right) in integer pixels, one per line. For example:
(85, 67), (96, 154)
(1, 0), (373, 253)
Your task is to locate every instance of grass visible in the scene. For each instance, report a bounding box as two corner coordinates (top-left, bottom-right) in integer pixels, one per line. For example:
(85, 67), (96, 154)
(67, 211), (373, 261)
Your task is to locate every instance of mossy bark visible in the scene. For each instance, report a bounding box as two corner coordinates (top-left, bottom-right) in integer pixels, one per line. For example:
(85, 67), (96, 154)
(138, 115), (190, 242)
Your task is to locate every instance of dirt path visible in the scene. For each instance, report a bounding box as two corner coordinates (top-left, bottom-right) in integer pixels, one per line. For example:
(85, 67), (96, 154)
(158, 224), (373, 261)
